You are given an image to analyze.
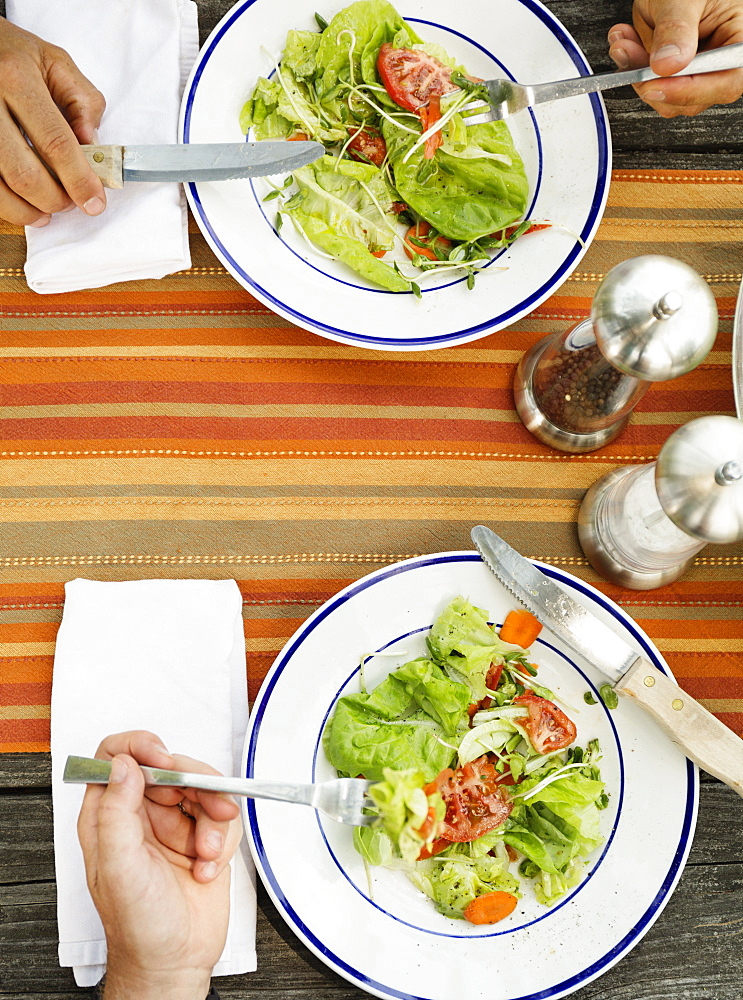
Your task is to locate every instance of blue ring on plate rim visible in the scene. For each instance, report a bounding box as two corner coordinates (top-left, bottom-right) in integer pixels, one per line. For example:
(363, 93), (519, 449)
(245, 551), (698, 1000)
(248, 20), (545, 296)
(181, 0), (611, 348)
(310, 623), (624, 937)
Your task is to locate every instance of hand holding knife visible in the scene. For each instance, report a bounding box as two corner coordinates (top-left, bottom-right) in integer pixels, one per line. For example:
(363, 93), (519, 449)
(471, 524), (743, 799)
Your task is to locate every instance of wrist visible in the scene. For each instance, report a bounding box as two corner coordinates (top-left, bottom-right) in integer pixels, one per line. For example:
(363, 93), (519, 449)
(101, 964), (213, 1000)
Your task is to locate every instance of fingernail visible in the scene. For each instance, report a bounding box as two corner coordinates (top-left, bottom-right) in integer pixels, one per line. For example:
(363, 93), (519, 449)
(608, 29), (624, 45)
(83, 196), (105, 216)
(29, 215), (51, 228)
(643, 89), (666, 103)
(109, 757), (128, 783)
(652, 43), (682, 62)
(60, 203), (77, 214)
(200, 861), (217, 880)
(154, 743), (170, 757)
(609, 46), (630, 69)
(206, 831), (223, 853)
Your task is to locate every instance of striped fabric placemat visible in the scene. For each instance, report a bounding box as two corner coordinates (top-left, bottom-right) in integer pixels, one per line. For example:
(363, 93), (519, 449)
(1, 168), (742, 752)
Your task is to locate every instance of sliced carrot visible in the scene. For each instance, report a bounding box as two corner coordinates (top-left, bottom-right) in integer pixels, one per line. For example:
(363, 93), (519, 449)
(491, 222), (551, 240)
(403, 220), (451, 262)
(499, 609), (542, 648)
(463, 890), (518, 925)
(421, 95), (443, 159)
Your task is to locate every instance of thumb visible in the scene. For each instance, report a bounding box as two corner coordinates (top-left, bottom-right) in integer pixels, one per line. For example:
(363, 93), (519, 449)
(647, 0), (704, 74)
(94, 755), (147, 876)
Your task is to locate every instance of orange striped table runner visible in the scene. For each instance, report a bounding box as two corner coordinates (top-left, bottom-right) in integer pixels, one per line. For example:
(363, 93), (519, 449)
(1, 168), (742, 752)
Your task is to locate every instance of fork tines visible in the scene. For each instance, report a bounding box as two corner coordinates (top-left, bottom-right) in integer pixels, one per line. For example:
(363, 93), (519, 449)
(460, 100), (500, 126)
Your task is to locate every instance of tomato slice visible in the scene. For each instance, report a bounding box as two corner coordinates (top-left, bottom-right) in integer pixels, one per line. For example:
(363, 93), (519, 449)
(346, 126), (387, 167)
(417, 836), (452, 860)
(377, 43), (457, 114)
(486, 661), (504, 692)
(512, 692), (577, 754)
(423, 756), (512, 843)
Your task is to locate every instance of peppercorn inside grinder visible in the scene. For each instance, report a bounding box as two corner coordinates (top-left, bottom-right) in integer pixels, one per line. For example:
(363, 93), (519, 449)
(578, 415), (743, 590)
(513, 256), (718, 453)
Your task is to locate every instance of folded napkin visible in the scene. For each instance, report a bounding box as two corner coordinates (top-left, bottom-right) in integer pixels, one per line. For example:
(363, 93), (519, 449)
(7, 0), (197, 293)
(50, 578), (256, 987)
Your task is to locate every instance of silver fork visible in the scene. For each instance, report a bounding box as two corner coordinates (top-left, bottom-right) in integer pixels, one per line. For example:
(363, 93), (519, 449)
(63, 755), (376, 827)
(461, 42), (743, 124)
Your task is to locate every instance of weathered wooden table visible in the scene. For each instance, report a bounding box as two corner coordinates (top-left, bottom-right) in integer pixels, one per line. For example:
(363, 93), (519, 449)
(1, 2), (742, 998)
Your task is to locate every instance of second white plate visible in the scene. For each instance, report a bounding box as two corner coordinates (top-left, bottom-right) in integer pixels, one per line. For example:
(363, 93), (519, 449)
(243, 552), (697, 1000)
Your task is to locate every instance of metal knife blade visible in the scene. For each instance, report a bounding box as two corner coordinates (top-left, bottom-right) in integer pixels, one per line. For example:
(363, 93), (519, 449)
(82, 141), (325, 188)
(471, 523), (638, 683)
(471, 524), (743, 797)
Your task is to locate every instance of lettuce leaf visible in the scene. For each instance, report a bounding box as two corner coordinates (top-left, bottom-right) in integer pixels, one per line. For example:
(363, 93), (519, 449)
(240, 66), (347, 142)
(314, 0), (420, 117)
(426, 596), (512, 699)
(456, 711), (529, 764)
(410, 854), (520, 919)
(290, 211), (410, 291)
(393, 657), (471, 734)
(366, 767), (446, 863)
(503, 767), (606, 903)
(286, 155), (411, 290)
(323, 656), (467, 781)
(282, 29), (321, 78)
(383, 119), (529, 241)
(352, 822), (397, 866)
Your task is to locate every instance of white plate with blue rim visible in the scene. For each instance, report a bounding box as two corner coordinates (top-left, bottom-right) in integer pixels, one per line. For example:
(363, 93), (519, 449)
(180, 0), (611, 351)
(242, 550), (697, 1000)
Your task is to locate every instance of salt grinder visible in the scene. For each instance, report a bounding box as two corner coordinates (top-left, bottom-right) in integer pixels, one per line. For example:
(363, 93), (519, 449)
(578, 415), (743, 590)
(513, 256), (718, 452)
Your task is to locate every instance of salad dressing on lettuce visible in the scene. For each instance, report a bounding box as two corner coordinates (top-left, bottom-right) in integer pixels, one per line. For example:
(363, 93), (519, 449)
(240, 1), (538, 293)
(323, 596), (608, 923)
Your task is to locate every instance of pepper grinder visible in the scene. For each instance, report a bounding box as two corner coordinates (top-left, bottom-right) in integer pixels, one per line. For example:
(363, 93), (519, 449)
(578, 415), (743, 589)
(513, 255), (718, 453)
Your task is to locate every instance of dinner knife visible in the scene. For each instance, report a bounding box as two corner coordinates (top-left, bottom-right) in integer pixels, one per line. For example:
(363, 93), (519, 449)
(471, 524), (743, 798)
(80, 141), (325, 188)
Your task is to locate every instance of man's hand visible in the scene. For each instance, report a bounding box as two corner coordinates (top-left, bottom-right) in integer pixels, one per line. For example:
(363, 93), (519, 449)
(77, 731), (243, 1000)
(608, 0), (743, 116)
(0, 17), (107, 226)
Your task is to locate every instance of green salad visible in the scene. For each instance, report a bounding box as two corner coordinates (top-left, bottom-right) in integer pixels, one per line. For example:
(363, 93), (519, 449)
(323, 596), (608, 924)
(240, 0), (544, 294)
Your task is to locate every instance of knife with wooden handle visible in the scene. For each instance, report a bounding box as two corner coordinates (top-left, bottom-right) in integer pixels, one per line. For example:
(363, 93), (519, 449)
(471, 524), (743, 798)
(81, 140), (324, 188)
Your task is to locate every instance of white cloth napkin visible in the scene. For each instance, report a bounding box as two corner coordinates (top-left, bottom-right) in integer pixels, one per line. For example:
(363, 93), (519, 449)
(50, 578), (257, 987)
(7, 0), (196, 293)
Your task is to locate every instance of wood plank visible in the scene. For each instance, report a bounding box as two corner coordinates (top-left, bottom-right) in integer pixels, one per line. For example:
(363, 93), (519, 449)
(0, 753), (50, 789)
(2, 868), (742, 999)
